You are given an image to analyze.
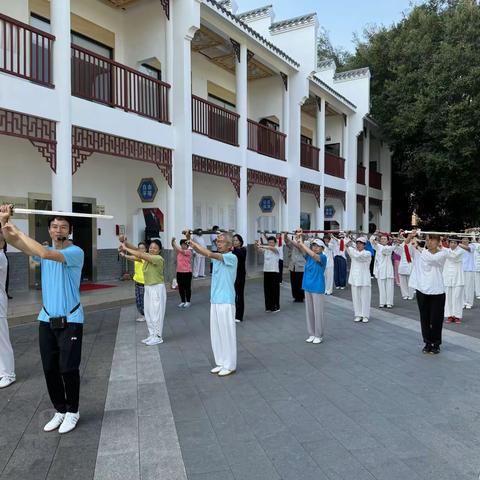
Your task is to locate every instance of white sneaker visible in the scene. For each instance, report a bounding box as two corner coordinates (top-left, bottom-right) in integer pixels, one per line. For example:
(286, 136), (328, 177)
(177, 302), (185, 308)
(58, 412), (80, 434)
(354, 317), (362, 322)
(362, 317), (369, 323)
(305, 336), (315, 343)
(340, 287), (345, 290)
(408, 296), (414, 300)
(386, 305), (393, 309)
(466, 305), (472, 310)
(0, 375), (15, 389)
(141, 335), (154, 344)
(136, 316), (145, 322)
(44, 412), (65, 432)
(145, 336), (163, 346)
(210, 366), (222, 374)
(183, 302), (191, 308)
(235, 319), (241, 323)
(312, 337), (323, 344)
(402, 297), (408, 300)
(477, 296), (480, 300)
(218, 369), (235, 377)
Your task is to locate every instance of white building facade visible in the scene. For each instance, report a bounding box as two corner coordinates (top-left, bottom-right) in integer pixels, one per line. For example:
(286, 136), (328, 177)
(0, 0), (391, 289)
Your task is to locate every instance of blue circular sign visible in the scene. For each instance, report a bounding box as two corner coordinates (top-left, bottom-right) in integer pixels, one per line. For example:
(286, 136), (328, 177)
(259, 196), (275, 213)
(137, 178), (158, 203)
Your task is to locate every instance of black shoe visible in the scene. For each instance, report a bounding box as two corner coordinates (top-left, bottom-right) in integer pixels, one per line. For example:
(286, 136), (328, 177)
(422, 344), (432, 354)
(431, 345), (440, 354)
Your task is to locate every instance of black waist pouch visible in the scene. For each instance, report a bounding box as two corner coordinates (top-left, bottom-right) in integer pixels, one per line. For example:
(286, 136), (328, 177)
(44, 303), (80, 330)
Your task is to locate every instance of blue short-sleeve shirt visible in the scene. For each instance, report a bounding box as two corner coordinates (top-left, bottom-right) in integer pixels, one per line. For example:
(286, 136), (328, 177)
(34, 245), (85, 323)
(302, 253), (327, 294)
(211, 252), (238, 304)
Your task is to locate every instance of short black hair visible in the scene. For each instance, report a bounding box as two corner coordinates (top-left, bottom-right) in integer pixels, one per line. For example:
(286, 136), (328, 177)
(150, 239), (162, 250)
(180, 239), (188, 246)
(212, 225), (219, 230)
(233, 234), (244, 246)
(138, 241), (147, 248)
(48, 216), (73, 233)
(267, 236), (277, 243)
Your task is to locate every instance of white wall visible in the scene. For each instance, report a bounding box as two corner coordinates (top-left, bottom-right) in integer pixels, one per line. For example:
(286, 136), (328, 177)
(0, 0), (28, 21)
(300, 192), (318, 229)
(247, 185), (283, 242)
(300, 112), (316, 144)
(325, 115), (343, 147)
(248, 76), (283, 125)
(323, 197), (344, 228)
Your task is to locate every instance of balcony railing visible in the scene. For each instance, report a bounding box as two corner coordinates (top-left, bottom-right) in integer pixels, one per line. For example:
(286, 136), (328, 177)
(191, 95), (239, 146)
(300, 142), (320, 171)
(369, 170), (382, 189)
(71, 44), (170, 123)
(325, 152), (345, 178)
(357, 165), (366, 184)
(0, 13), (54, 87)
(247, 120), (286, 160)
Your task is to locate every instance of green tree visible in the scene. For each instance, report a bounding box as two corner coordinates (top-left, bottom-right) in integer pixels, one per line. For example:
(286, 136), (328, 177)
(317, 27), (352, 68)
(342, 0), (480, 230)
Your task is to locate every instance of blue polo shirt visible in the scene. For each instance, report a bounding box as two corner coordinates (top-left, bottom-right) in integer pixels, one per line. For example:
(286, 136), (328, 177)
(302, 253), (327, 294)
(33, 245), (84, 323)
(211, 252), (238, 304)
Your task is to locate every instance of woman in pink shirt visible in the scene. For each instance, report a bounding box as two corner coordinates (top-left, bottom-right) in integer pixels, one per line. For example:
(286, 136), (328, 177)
(172, 237), (193, 308)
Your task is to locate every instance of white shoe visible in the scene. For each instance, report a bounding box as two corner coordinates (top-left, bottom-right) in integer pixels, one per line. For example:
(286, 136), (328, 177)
(218, 369), (235, 377)
(44, 412), (65, 432)
(335, 286), (340, 290)
(386, 305), (393, 309)
(177, 302), (185, 308)
(210, 366), (222, 374)
(354, 317), (362, 322)
(408, 297), (414, 300)
(305, 336), (315, 343)
(136, 316), (145, 322)
(476, 296), (480, 300)
(145, 336), (163, 346)
(340, 287), (345, 290)
(141, 335), (154, 344)
(379, 305), (385, 308)
(183, 302), (191, 308)
(362, 317), (369, 323)
(0, 375), (15, 389)
(235, 319), (241, 323)
(466, 305), (472, 310)
(402, 297), (408, 300)
(312, 337), (323, 344)
(58, 412), (80, 434)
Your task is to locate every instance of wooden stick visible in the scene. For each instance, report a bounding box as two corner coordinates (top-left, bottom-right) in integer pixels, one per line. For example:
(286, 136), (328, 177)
(13, 207), (113, 220)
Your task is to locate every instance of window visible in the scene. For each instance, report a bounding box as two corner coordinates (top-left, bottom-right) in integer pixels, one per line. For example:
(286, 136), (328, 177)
(139, 63), (162, 81)
(29, 15), (52, 83)
(301, 135), (312, 145)
(207, 94), (236, 112)
(325, 143), (341, 156)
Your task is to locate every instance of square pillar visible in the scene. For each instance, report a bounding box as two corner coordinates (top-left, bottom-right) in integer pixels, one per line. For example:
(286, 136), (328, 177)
(316, 97), (325, 230)
(363, 128), (370, 233)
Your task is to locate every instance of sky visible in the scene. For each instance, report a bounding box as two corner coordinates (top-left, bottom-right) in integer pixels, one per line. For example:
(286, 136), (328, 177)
(236, 0), (421, 52)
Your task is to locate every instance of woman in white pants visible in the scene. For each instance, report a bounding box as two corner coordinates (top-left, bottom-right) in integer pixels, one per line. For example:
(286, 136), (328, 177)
(460, 238), (475, 309)
(443, 238), (465, 324)
(371, 234), (395, 308)
(0, 231), (15, 389)
(119, 238), (166, 345)
(346, 236), (372, 323)
(192, 230), (206, 278)
(395, 235), (415, 300)
(323, 235), (335, 295)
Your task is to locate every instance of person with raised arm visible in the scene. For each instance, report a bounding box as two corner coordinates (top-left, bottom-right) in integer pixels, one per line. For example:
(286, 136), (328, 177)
(172, 237), (193, 308)
(256, 236), (281, 313)
(370, 233), (395, 308)
(284, 232), (306, 302)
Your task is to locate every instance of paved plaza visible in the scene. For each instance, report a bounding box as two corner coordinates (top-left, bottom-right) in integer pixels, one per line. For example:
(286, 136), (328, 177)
(2, 279), (480, 479)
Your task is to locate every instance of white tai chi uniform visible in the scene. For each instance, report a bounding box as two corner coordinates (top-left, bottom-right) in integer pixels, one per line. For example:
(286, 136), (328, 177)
(144, 284), (167, 337)
(373, 243), (395, 307)
(0, 251), (14, 379)
(210, 252), (238, 372)
(462, 244), (475, 308)
(346, 246), (372, 320)
(323, 241), (334, 295)
(395, 242), (415, 299)
(443, 247), (465, 319)
(192, 234), (206, 277)
(472, 243), (480, 299)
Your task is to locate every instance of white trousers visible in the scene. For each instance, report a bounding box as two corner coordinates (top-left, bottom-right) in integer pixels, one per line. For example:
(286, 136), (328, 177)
(325, 267), (334, 295)
(210, 304), (237, 371)
(445, 286), (464, 319)
(305, 292), (325, 338)
(377, 278), (394, 306)
(192, 255), (205, 278)
(351, 285), (371, 319)
(399, 274), (415, 299)
(464, 272), (475, 307)
(0, 316), (15, 377)
(144, 284), (166, 338)
(475, 272), (480, 298)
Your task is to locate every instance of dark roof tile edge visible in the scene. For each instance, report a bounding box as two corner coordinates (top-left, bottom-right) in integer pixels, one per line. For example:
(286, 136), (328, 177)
(270, 13), (316, 31)
(309, 74), (357, 110)
(334, 67), (370, 81)
(237, 4), (272, 19)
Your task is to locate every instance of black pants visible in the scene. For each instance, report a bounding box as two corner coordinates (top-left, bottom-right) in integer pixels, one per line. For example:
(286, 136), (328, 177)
(334, 256), (347, 287)
(235, 276), (245, 321)
(177, 272), (192, 303)
(290, 270), (305, 301)
(369, 251), (375, 277)
(416, 290), (445, 346)
(264, 272), (280, 311)
(278, 259), (284, 284)
(39, 321), (83, 413)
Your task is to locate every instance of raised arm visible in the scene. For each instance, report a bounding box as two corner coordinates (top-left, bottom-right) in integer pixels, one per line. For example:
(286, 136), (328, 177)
(189, 238), (224, 262)
(171, 237), (183, 254)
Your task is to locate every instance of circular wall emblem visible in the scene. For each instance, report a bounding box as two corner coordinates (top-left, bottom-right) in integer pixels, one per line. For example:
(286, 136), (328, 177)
(137, 178), (158, 203)
(259, 196), (275, 213)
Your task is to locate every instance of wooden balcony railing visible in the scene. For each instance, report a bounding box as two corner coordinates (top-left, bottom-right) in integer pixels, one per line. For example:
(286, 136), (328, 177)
(191, 95), (239, 146)
(247, 119), (286, 160)
(357, 165), (366, 184)
(325, 152), (345, 178)
(369, 170), (382, 189)
(300, 142), (320, 171)
(0, 13), (55, 87)
(71, 44), (170, 123)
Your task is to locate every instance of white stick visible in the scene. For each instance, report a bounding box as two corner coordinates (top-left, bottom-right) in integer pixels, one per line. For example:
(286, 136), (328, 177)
(13, 207), (114, 220)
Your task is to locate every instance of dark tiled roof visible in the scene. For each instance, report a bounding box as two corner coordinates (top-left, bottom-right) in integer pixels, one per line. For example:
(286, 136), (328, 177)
(334, 67), (370, 81)
(237, 4), (272, 20)
(317, 59), (336, 70)
(270, 13), (316, 32)
(309, 75), (357, 110)
(204, 0), (300, 68)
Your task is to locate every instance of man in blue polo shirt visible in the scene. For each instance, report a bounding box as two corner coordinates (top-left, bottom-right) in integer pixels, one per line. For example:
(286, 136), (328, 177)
(0, 205), (84, 434)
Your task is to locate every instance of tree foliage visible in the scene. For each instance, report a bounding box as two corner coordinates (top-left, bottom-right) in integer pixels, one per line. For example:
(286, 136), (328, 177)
(317, 27), (352, 68)
(342, 0), (480, 230)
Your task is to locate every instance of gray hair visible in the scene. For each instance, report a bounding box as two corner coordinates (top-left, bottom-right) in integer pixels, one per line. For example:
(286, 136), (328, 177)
(217, 232), (233, 245)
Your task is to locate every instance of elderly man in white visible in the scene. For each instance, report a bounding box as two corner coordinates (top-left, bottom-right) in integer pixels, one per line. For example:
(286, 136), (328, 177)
(370, 234), (395, 308)
(395, 233), (416, 300)
(443, 238), (465, 324)
(346, 236), (372, 323)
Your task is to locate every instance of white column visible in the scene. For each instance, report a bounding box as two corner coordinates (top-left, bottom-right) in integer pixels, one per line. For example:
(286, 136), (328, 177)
(281, 76), (290, 160)
(343, 114), (357, 230)
(51, 0), (72, 211)
(235, 43), (248, 241)
(363, 128), (370, 233)
(165, 7), (174, 121)
(316, 97), (326, 230)
(380, 145), (392, 231)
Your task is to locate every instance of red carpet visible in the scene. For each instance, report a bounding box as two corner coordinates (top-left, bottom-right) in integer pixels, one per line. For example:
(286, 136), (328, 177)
(80, 283), (117, 292)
